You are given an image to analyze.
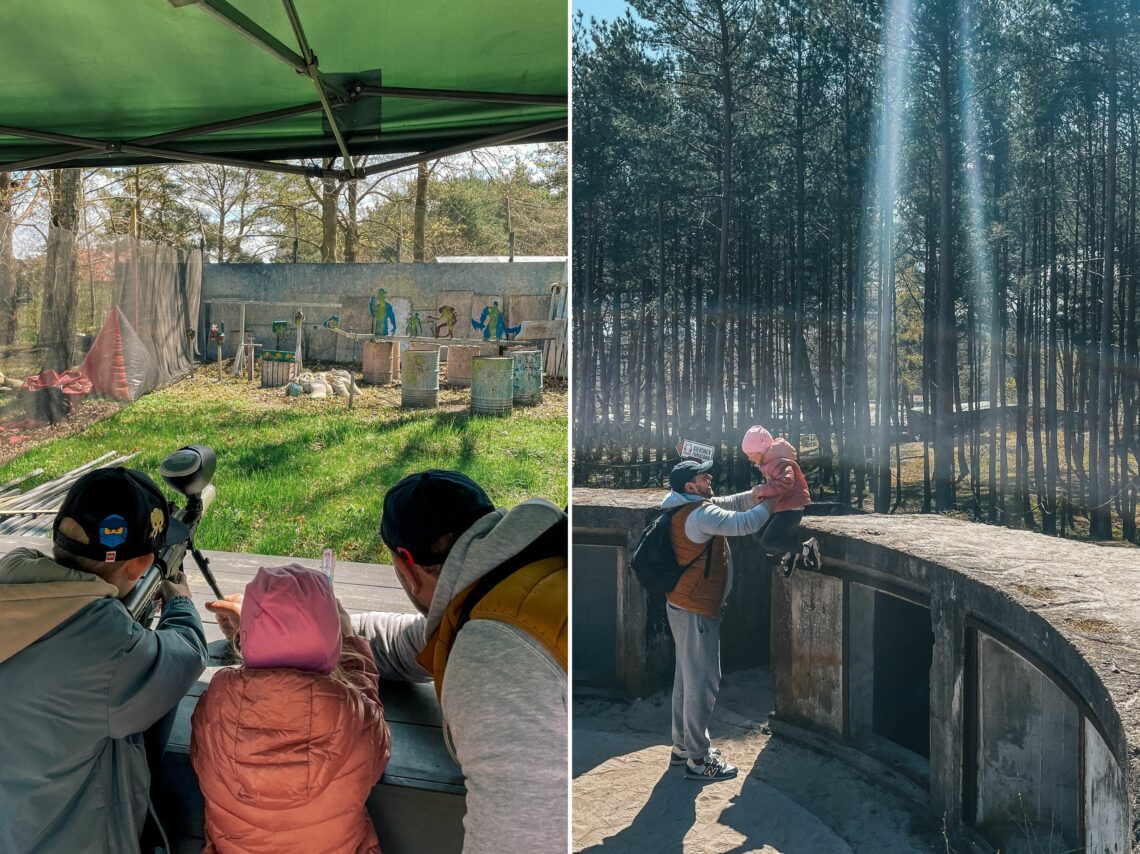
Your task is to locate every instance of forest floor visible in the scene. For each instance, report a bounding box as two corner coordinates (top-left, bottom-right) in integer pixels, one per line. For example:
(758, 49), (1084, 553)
(573, 667), (948, 854)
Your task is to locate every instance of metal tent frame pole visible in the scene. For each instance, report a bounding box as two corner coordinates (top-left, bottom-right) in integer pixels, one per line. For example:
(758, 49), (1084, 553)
(361, 119), (569, 177)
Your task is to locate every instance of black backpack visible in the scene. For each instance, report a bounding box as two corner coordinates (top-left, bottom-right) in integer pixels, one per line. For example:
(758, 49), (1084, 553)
(630, 505), (713, 594)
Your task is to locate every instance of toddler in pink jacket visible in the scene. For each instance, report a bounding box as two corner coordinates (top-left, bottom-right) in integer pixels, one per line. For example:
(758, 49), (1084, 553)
(742, 425), (821, 574)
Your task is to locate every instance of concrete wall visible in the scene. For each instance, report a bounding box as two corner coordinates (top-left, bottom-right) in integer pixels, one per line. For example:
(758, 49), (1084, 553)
(203, 261), (566, 301)
(1088, 718), (1130, 854)
(770, 516), (1135, 854)
(572, 490), (1140, 853)
(975, 636), (1079, 850)
(771, 570), (844, 735)
(200, 261), (565, 362)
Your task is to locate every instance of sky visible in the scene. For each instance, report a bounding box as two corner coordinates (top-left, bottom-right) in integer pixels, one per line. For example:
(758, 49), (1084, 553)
(573, 0), (632, 24)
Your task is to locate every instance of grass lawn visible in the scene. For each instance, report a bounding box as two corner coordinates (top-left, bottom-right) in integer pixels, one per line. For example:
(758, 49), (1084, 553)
(0, 369), (568, 563)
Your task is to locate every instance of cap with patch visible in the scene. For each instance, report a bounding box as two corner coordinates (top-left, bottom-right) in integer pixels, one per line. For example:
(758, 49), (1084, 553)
(380, 470), (495, 565)
(53, 467), (190, 563)
(669, 459), (714, 493)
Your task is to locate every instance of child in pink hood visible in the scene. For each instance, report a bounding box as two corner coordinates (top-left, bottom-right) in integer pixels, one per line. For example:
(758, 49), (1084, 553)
(191, 565), (390, 854)
(742, 425), (820, 574)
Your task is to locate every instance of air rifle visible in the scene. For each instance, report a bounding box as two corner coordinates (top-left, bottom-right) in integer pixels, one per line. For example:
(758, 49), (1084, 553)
(122, 444), (224, 624)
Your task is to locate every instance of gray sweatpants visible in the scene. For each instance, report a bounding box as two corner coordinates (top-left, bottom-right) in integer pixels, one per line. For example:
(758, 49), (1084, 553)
(667, 601), (722, 761)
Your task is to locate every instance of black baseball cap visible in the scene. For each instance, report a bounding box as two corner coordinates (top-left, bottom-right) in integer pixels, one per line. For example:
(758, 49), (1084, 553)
(380, 470), (496, 565)
(53, 467), (191, 563)
(669, 459), (714, 493)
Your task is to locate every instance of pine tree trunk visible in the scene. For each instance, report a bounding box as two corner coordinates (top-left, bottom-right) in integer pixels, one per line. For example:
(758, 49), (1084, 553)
(1092, 8), (1117, 539)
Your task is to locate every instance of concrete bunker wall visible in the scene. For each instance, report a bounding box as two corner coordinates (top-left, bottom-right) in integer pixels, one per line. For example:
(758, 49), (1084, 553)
(573, 488), (1140, 853)
(573, 489), (772, 697)
(200, 261), (565, 362)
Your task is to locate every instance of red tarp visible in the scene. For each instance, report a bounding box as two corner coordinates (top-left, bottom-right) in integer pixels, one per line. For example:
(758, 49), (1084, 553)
(21, 369), (92, 403)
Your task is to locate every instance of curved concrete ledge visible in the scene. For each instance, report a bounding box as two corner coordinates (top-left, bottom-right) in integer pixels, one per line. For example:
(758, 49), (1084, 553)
(787, 515), (1140, 854)
(572, 488), (1140, 853)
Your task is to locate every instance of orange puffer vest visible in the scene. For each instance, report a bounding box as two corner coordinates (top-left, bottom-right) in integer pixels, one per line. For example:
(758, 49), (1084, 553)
(666, 502), (730, 618)
(191, 636), (391, 854)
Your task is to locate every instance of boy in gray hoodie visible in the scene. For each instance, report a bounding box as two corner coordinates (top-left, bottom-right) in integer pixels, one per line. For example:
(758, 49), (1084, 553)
(0, 467), (208, 853)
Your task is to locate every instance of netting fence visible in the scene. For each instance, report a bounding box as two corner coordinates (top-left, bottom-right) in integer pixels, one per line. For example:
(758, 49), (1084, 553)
(0, 213), (201, 400)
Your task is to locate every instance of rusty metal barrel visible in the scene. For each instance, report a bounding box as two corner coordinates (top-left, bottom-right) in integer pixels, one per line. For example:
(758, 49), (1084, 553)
(362, 340), (398, 385)
(446, 344), (479, 388)
(401, 347), (440, 408)
(510, 349), (543, 406)
(471, 356), (513, 416)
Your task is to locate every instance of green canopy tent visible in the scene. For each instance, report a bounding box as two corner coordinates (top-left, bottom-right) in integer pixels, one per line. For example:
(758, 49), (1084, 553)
(0, 0), (567, 179)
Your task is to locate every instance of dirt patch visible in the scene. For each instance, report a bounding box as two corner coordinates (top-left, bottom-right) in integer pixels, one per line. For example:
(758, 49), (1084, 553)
(1013, 584), (1061, 601)
(1067, 617), (1121, 636)
(0, 398), (123, 470)
(194, 359), (568, 421)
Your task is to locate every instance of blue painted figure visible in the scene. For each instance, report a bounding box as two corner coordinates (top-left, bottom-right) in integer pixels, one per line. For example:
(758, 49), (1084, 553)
(369, 288), (398, 336)
(471, 300), (522, 340)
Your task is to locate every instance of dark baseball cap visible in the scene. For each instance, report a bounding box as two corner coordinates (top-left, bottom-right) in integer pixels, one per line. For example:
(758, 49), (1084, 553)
(669, 459), (714, 493)
(53, 467), (191, 563)
(380, 470), (496, 565)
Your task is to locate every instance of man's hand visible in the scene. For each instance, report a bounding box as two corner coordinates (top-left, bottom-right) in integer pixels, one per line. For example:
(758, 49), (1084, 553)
(205, 594), (244, 641)
(751, 485), (767, 503)
(160, 569), (192, 603)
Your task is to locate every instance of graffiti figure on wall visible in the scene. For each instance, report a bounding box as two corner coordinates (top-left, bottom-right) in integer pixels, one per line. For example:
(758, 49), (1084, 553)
(471, 300), (521, 341)
(431, 305), (457, 339)
(369, 288), (398, 336)
(406, 311), (424, 337)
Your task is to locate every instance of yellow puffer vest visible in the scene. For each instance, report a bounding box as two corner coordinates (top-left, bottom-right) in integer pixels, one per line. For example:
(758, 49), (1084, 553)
(416, 556), (567, 699)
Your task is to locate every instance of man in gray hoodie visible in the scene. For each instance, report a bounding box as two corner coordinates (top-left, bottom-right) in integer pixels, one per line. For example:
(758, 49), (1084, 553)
(0, 466), (208, 853)
(354, 470), (567, 854)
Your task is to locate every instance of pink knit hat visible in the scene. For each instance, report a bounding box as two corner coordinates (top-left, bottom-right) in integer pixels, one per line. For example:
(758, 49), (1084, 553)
(240, 565), (342, 674)
(742, 425), (774, 457)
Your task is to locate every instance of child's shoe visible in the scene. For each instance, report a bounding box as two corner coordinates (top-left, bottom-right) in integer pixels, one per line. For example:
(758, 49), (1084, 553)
(801, 537), (821, 570)
(781, 552), (800, 577)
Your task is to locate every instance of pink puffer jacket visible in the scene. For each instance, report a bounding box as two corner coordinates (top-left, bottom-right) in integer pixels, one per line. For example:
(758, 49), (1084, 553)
(191, 635), (390, 854)
(753, 438), (811, 512)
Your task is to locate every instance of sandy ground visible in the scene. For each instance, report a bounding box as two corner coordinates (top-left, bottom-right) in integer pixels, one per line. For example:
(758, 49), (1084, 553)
(573, 667), (948, 854)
